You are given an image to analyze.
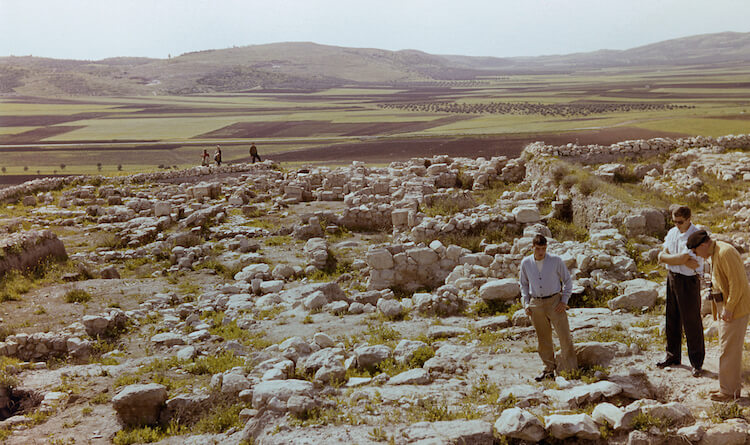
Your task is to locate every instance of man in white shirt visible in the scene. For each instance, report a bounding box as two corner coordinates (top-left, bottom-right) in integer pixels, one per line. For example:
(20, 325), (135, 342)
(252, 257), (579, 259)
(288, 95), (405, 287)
(656, 205), (704, 377)
(520, 234), (576, 381)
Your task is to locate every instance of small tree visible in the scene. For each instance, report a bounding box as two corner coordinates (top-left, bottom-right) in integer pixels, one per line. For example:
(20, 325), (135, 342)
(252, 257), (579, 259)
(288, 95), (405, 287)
(60, 163), (66, 170)
(1, 167), (5, 174)
(36, 170), (40, 175)
(117, 164), (122, 171)
(23, 166), (28, 172)
(97, 162), (102, 171)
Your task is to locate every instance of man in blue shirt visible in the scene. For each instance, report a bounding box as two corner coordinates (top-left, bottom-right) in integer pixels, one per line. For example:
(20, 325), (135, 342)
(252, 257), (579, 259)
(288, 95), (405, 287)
(519, 234), (577, 381)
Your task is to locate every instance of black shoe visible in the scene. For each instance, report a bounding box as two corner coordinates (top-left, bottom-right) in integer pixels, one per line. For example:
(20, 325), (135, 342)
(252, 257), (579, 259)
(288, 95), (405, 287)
(534, 371), (555, 382)
(656, 359), (680, 368)
(692, 367), (703, 377)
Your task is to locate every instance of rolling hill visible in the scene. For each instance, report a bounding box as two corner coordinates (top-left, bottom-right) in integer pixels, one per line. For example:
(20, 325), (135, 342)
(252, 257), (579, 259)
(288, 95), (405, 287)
(1, 31), (749, 96)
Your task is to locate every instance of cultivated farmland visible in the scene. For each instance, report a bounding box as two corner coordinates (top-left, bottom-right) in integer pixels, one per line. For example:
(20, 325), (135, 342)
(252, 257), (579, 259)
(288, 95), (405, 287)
(1, 63), (749, 181)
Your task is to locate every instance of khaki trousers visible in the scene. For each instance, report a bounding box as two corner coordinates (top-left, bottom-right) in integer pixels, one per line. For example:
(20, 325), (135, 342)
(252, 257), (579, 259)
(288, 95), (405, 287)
(719, 313), (749, 397)
(529, 293), (578, 373)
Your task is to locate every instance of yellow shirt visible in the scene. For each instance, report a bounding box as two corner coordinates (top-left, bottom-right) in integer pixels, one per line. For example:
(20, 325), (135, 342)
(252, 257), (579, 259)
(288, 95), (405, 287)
(712, 241), (750, 319)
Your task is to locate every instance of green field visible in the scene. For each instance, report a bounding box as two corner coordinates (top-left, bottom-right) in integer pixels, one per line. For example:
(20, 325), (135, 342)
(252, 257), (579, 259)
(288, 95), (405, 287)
(1, 64), (749, 176)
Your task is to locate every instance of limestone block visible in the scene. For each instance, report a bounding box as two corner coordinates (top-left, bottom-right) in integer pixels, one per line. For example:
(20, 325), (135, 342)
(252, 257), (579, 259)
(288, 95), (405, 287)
(479, 278), (520, 301)
(494, 407), (546, 442)
(544, 413), (600, 440)
(112, 384), (168, 426)
(251, 380), (314, 410)
(387, 368), (430, 385)
(608, 278), (659, 311)
(512, 205), (540, 224)
(366, 248), (394, 270)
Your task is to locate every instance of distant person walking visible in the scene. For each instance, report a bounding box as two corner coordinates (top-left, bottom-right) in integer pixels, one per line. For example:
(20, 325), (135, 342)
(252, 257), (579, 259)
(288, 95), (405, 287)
(520, 234), (577, 381)
(250, 143), (262, 163)
(201, 149), (210, 166)
(214, 145), (222, 167)
(656, 205), (705, 377)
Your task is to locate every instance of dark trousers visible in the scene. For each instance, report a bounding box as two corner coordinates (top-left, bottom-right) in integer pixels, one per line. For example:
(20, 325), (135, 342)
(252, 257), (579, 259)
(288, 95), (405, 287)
(251, 154), (262, 163)
(665, 271), (704, 369)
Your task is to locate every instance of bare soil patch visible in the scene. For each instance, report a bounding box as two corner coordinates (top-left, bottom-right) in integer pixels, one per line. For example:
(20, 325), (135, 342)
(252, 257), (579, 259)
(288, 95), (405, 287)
(264, 127), (689, 163)
(195, 116), (470, 139)
(0, 126), (84, 144)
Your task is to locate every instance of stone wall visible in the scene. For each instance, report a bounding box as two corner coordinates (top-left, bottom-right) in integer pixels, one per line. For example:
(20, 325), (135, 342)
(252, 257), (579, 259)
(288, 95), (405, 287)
(524, 134), (750, 164)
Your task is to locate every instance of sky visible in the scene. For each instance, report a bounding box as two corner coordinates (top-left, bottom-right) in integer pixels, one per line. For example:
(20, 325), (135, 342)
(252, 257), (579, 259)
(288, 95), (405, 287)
(1, 0), (749, 60)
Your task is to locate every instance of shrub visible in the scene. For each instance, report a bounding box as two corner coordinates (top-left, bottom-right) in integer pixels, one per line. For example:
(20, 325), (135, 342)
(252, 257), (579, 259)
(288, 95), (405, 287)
(550, 164), (569, 183)
(0, 270), (32, 301)
(364, 323), (401, 347)
(577, 176), (600, 196)
(422, 199), (463, 217)
(707, 401), (746, 422)
(547, 218), (589, 242)
(193, 402), (245, 433)
(64, 289), (92, 303)
(631, 412), (668, 431)
(408, 346), (435, 368)
(187, 351), (245, 375)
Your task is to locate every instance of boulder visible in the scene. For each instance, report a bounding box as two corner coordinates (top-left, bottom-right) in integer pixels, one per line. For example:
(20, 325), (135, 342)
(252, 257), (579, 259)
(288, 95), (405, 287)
(544, 413), (600, 440)
(494, 407), (546, 442)
(112, 384), (168, 426)
(608, 278), (658, 311)
(354, 345), (391, 370)
(387, 368), (431, 385)
(479, 278), (520, 301)
(251, 380), (314, 410)
(377, 299), (403, 318)
(403, 419), (494, 445)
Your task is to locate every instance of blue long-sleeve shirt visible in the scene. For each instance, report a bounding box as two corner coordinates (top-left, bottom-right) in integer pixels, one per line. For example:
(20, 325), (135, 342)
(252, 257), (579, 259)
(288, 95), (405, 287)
(519, 253), (573, 308)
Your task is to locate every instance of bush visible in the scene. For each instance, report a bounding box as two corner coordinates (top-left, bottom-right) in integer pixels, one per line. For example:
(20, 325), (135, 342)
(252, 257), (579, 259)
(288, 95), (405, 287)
(64, 289), (92, 303)
(550, 164), (569, 183)
(547, 218), (589, 242)
(707, 401), (746, 422)
(577, 176), (600, 196)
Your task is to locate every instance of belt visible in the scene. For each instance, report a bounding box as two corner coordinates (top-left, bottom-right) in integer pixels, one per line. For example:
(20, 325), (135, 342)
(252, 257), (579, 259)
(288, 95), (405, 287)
(668, 271), (697, 278)
(533, 292), (560, 299)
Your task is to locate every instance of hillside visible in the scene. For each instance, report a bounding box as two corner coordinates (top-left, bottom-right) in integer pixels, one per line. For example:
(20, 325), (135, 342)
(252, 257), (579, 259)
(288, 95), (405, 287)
(1, 31), (749, 95)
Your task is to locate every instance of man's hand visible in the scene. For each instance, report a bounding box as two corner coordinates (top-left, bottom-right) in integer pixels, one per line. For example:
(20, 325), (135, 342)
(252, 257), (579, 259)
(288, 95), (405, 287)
(685, 257), (699, 270)
(721, 308), (733, 322)
(554, 302), (569, 313)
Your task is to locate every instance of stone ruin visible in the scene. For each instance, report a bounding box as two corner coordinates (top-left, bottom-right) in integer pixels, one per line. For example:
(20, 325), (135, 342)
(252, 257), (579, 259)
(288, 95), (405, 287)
(0, 134), (749, 443)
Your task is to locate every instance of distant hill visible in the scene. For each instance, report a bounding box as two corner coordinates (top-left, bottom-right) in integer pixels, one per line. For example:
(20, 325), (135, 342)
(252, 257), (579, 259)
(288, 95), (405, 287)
(1, 31), (749, 95)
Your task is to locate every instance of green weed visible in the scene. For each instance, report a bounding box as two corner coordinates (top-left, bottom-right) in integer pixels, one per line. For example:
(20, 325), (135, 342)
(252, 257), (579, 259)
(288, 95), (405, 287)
(707, 401), (746, 423)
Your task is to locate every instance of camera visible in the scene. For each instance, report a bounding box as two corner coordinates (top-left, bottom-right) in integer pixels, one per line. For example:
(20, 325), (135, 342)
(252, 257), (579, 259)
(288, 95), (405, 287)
(708, 282), (724, 303)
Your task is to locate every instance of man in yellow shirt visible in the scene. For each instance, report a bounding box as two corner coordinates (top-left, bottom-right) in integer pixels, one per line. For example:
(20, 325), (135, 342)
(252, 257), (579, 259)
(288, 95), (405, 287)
(688, 230), (750, 401)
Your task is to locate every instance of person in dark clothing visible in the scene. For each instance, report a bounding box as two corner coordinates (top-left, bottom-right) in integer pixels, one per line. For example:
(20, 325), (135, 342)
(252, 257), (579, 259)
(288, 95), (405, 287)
(250, 143), (261, 163)
(656, 205), (705, 377)
(214, 145), (222, 167)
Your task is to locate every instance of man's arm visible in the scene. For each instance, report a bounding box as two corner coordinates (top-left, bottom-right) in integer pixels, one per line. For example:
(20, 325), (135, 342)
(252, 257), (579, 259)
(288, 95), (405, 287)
(658, 249), (699, 269)
(719, 248), (747, 318)
(559, 259), (573, 305)
(519, 260), (531, 310)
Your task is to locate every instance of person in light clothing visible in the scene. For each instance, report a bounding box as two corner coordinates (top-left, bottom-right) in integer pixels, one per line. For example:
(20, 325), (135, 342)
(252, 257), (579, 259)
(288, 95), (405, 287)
(519, 234), (577, 381)
(656, 205), (704, 377)
(688, 230), (750, 401)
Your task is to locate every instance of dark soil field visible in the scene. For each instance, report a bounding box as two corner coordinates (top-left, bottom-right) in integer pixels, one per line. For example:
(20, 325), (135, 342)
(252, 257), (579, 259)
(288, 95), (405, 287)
(263, 127), (688, 163)
(195, 116), (471, 139)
